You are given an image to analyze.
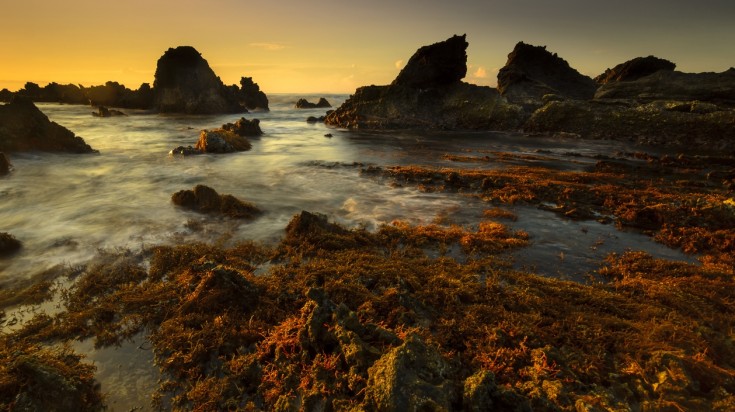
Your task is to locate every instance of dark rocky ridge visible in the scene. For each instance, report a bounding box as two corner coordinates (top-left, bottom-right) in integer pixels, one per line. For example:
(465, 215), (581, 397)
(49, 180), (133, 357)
(595, 56), (676, 84)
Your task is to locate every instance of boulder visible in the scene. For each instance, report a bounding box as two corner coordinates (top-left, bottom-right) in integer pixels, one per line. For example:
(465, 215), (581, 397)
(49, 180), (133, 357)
(295, 98), (332, 109)
(0, 152), (10, 175)
(497, 42), (597, 107)
(594, 68), (735, 105)
(152, 46), (243, 114)
(221, 117), (262, 137)
(0, 96), (97, 153)
(0, 232), (22, 256)
(171, 184), (261, 219)
(595, 56), (676, 84)
(239, 77), (269, 111)
(392, 34), (468, 88)
(194, 129), (252, 153)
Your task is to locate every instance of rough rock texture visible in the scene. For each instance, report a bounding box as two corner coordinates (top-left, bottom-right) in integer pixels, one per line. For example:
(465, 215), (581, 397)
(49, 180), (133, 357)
(0, 232), (22, 256)
(171, 184), (260, 219)
(524, 100), (735, 150)
(239, 77), (269, 111)
(497, 42), (597, 107)
(393, 34), (468, 88)
(0, 152), (10, 175)
(326, 35), (525, 130)
(195, 129), (252, 153)
(595, 56), (676, 85)
(221, 117), (263, 137)
(295, 98), (332, 109)
(365, 335), (456, 411)
(152, 46), (243, 114)
(594, 69), (735, 105)
(0, 97), (96, 153)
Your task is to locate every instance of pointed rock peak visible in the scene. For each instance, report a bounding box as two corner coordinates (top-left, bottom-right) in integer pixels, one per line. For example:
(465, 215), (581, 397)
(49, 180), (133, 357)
(160, 46), (205, 67)
(392, 34), (468, 88)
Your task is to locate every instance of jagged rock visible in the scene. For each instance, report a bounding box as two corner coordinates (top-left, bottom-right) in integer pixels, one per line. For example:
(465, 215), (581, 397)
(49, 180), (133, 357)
(194, 129), (252, 153)
(169, 145), (202, 156)
(365, 335), (456, 411)
(171, 184), (260, 219)
(0, 152), (10, 175)
(594, 68), (735, 105)
(239, 77), (269, 111)
(595, 56), (676, 84)
(393, 34), (468, 88)
(92, 106), (126, 117)
(0, 96), (96, 153)
(0, 88), (13, 103)
(497, 42), (597, 107)
(0, 232), (22, 255)
(295, 98), (332, 109)
(152, 46), (243, 114)
(221, 117), (263, 137)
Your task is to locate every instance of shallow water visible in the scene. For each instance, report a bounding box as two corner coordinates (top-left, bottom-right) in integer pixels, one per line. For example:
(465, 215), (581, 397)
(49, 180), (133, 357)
(0, 95), (698, 410)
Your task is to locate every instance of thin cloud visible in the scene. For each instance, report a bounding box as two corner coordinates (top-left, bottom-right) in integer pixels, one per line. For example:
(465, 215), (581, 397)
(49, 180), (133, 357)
(395, 59), (404, 69)
(249, 42), (286, 51)
(473, 67), (487, 78)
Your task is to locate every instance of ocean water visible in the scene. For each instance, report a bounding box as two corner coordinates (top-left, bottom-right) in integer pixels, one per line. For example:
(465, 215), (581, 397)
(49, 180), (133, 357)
(0, 94), (697, 409)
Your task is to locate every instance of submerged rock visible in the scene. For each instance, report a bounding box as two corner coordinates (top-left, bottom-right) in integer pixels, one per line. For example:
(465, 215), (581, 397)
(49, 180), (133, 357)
(0, 232), (22, 256)
(195, 129), (252, 153)
(0, 96), (96, 153)
(0, 152), (10, 175)
(239, 77), (269, 111)
(497, 42), (597, 107)
(92, 106), (126, 117)
(152, 46), (243, 114)
(595, 56), (676, 84)
(169, 145), (202, 156)
(295, 98), (332, 109)
(221, 117), (263, 137)
(171, 184), (261, 219)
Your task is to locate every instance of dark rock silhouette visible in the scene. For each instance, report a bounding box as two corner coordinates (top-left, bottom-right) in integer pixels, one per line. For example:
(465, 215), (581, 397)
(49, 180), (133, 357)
(295, 98), (332, 109)
(0, 232), (22, 256)
(92, 106), (126, 117)
(172, 184), (260, 219)
(595, 56), (676, 84)
(11, 81), (153, 109)
(0, 96), (96, 153)
(221, 117), (262, 137)
(392, 34), (468, 88)
(0, 152), (10, 175)
(497, 42), (597, 107)
(239, 77), (269, 111)
(195, 129), (252, 153)
(152, 46), (243, 114)
(0, 89), (13, 103)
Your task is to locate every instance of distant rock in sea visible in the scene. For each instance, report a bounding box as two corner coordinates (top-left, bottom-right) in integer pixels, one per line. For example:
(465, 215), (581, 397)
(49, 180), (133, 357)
(595, 56), (676, 85)
(92, 106), (126, 117)
(497, 42), (597, 108)
(221, 117), (263, 137)
(239, 77), (269, 111)
(0, 96), (97, 153)
(172, 184), (261, 219)
(295, 98), (332, 109)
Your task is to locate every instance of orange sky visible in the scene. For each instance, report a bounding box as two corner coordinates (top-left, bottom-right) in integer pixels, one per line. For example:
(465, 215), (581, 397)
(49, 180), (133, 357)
(2, 0), (734, 93)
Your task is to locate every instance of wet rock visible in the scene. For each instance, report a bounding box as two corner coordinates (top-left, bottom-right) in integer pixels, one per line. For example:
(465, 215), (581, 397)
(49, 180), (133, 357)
(91, 106), (126, 117)
(152, 46), (244, 114)
(306, 116), (325, 123)
(195, 129), (252, 153)
(169, 145), (202, 156)
(295, 98), (332, 109)
(393, 34), (468, 88)
(239, 77), (269, 111)
(221, 117), (263, 137)
(365, 334), (456, 411)
(0, 96), (97, 153)
(285, 211), (348, 238)
(0, 232), (22, 256)
(497, 42), (597, 108)
(171, 184), (261, 219)
(0, 152), (10, 175)
(595, 56), (676, 84)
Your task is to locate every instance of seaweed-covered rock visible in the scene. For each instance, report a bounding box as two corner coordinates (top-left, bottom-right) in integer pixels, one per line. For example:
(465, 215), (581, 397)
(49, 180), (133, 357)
(0, 152), (10, 175)
(152, 46), (243, 114)
(239, 77), (269, 111)
(497, 42), (597, 107)
(463, 370), (530, 412)
(0, 232), (22, 256)
(295, 98), (332, 109)
(171, 184), (260, 219)
(0, 96), (96, 153)
(393, 34), (468, 88)
(595, 56), (676, 85)
(195, 129), (252, 153)
(365, 335), (456, 411)
(221, 117), (263, 137)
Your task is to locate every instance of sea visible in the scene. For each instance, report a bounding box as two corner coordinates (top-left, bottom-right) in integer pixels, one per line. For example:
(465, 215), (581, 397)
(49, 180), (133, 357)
(0, 94), (696, 410)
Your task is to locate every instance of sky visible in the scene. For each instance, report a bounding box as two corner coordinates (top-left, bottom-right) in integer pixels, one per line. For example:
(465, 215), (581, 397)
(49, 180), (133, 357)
(1, 0), (734, 93)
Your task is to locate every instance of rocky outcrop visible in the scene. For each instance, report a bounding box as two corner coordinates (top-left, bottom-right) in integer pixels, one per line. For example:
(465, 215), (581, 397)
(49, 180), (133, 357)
(595, 56), (676, 84)
(195, 129), (252, 153)
(171, 184), (261, 219)
(239, 77), (269, 111)
(0, 97), (96, 153)
(326, 35), (525, 130)
(0, 152), (10, 175)
(0, 232), (22, 256)
(221, 117), (262, 137)
(152, 46), (243, 114)
(594, 69), (735, 105)
(497, 42), (597, 107)
(295, 98), (331, 109)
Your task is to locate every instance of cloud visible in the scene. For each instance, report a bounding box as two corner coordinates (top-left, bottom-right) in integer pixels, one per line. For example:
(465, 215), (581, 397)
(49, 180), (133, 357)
(473, 66), (487, 78)
(249, 42), (286, 51)
(395, 59), (404, 69)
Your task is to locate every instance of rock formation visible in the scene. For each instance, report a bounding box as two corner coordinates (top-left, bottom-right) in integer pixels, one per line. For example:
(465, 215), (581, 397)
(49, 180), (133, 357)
(0, 152), (10, 175)
(152, 46), (243, 114)
(497, 42), (597, 107)
(0, 232), (22, 256)
(0, 96), (96, 153)
(171, 184), (261, 219)
(326, 35), (525, 130)
(595, 56), (676, 84)
(239, 77), (269, 111)
(295, 98), (332, 109)
(221, 117), (262, 137)
(195, 129), (252, 153)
